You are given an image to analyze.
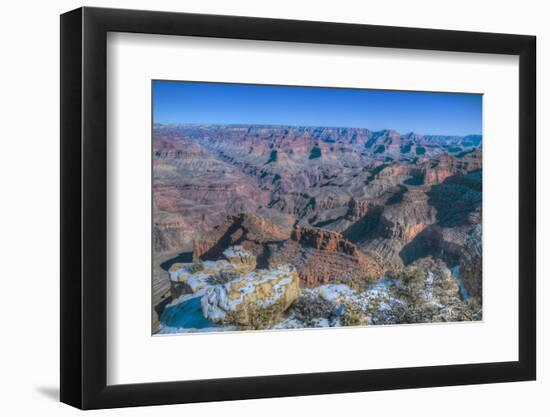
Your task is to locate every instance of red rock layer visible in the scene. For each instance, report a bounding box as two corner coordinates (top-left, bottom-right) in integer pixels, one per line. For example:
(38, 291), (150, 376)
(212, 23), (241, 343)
(193, 213), (291, 262)
(270, 226), (385, 286)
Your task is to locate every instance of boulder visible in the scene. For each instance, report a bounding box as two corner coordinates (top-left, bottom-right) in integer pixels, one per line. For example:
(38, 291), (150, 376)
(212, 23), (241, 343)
(201, 265), (300, 329)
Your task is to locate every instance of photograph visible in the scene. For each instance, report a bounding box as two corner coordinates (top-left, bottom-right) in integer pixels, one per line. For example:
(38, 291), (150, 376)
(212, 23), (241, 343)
(152, 81), (483, 335)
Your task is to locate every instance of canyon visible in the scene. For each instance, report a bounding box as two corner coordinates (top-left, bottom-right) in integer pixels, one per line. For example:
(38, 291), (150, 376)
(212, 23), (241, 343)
(152, 124), (483, 333)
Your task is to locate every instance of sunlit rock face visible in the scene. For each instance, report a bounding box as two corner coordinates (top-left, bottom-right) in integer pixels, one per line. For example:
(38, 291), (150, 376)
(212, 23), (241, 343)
(269, 225), (385, 286)
(169, 260), (236, 295)
(201, 265), (300, 328)
(223, 246), (257, 275)
(165, 246), (300, 329)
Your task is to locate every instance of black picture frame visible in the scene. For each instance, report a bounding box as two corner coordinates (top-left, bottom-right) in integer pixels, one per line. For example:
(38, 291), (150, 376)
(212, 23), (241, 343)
(60, 6), (536, 410)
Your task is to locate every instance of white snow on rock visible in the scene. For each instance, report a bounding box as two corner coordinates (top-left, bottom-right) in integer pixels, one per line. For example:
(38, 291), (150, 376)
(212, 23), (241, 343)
(168, 263), (195, 283)
(168, 260), (233, 294)
(222, 245), (251, 258)
(201, 265), (300, 325)
(313, 284), (355, 304)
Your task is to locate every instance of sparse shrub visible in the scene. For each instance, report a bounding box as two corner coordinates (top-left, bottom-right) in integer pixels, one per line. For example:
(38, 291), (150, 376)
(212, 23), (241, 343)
(341, 301), (368, 327)
(395, 268), (426, 302)
(387, 267), (434, 323)
(246, 299), (286, 330)
(289, 292), (334, 326)
(187, 263), (204, 273)
(348, 276), (376, 292)
(266, 150), (278, 164)
(309, 147), (322, 159)
(208, 269), (239, 285)
(224, 297), (287, 330)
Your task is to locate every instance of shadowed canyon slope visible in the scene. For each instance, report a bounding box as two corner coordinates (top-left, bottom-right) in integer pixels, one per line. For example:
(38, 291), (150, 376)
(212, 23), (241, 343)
(153, 124), (482, 332)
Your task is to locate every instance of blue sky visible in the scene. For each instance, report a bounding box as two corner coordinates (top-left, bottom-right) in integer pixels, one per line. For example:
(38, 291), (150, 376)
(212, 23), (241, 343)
(153, 81), (482, 136)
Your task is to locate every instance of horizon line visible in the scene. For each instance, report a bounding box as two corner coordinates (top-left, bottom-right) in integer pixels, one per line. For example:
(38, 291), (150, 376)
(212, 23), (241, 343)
(152, 122), (482, 138)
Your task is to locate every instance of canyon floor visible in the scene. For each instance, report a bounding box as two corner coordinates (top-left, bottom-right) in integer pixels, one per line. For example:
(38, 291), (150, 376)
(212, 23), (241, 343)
(152, 124), (483, 334)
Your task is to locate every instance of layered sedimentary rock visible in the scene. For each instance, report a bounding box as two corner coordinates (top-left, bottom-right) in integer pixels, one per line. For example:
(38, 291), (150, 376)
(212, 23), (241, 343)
(153, 134), (269, 254)
(166, 246), (300, 329)
(201, 265), (300, 328)
(169, 259), (236, 295)
(378, 188), (436, 241)
(192, 213), (291, 263)
(459, 224), (482, 300)
(345, 198), (370, 221)
(269, 225), (385, 286)
(153, 125), (482, 257)
(153, 124), (484, 332)
(423, 153), (456, 185)
(354, 187), (437, 268)
(222, 246), (257, 274)
(152, 266), (172, 333)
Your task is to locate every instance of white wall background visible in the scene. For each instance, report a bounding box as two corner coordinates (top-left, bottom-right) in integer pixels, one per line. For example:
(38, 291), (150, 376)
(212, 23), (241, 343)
(0, 0), (546, 415)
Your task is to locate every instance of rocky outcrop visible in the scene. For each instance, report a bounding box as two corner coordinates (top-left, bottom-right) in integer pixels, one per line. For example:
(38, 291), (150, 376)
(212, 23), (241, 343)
(459, 224), (482, 300)
(378, 189), (436, 241)
(346, 198), (370, 221)
(427, 170), (482, 228)
(355, 188), (437, 268)
(423, 153), (455, 185)
(201, 265), (300, 328)
(166, 246), (300, 329)
(270, 226), (385, 286)
(193, 213), (291, 262)
(291, 225), (364, 256)
(423, 151), (482, 186)
(222, 246), (257, 274)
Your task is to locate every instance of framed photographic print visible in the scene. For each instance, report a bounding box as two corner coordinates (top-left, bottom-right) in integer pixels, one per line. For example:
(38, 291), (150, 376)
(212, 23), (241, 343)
(60, 6), (536, 409)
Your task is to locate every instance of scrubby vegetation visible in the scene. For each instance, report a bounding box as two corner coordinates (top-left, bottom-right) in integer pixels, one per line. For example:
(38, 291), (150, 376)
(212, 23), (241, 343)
(341, 301), (368, 326)
(400, 144), (412, 153)
(289, 292), (334, 327)
(266, 150), (278, 164)
(309, 146), (322, 159)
